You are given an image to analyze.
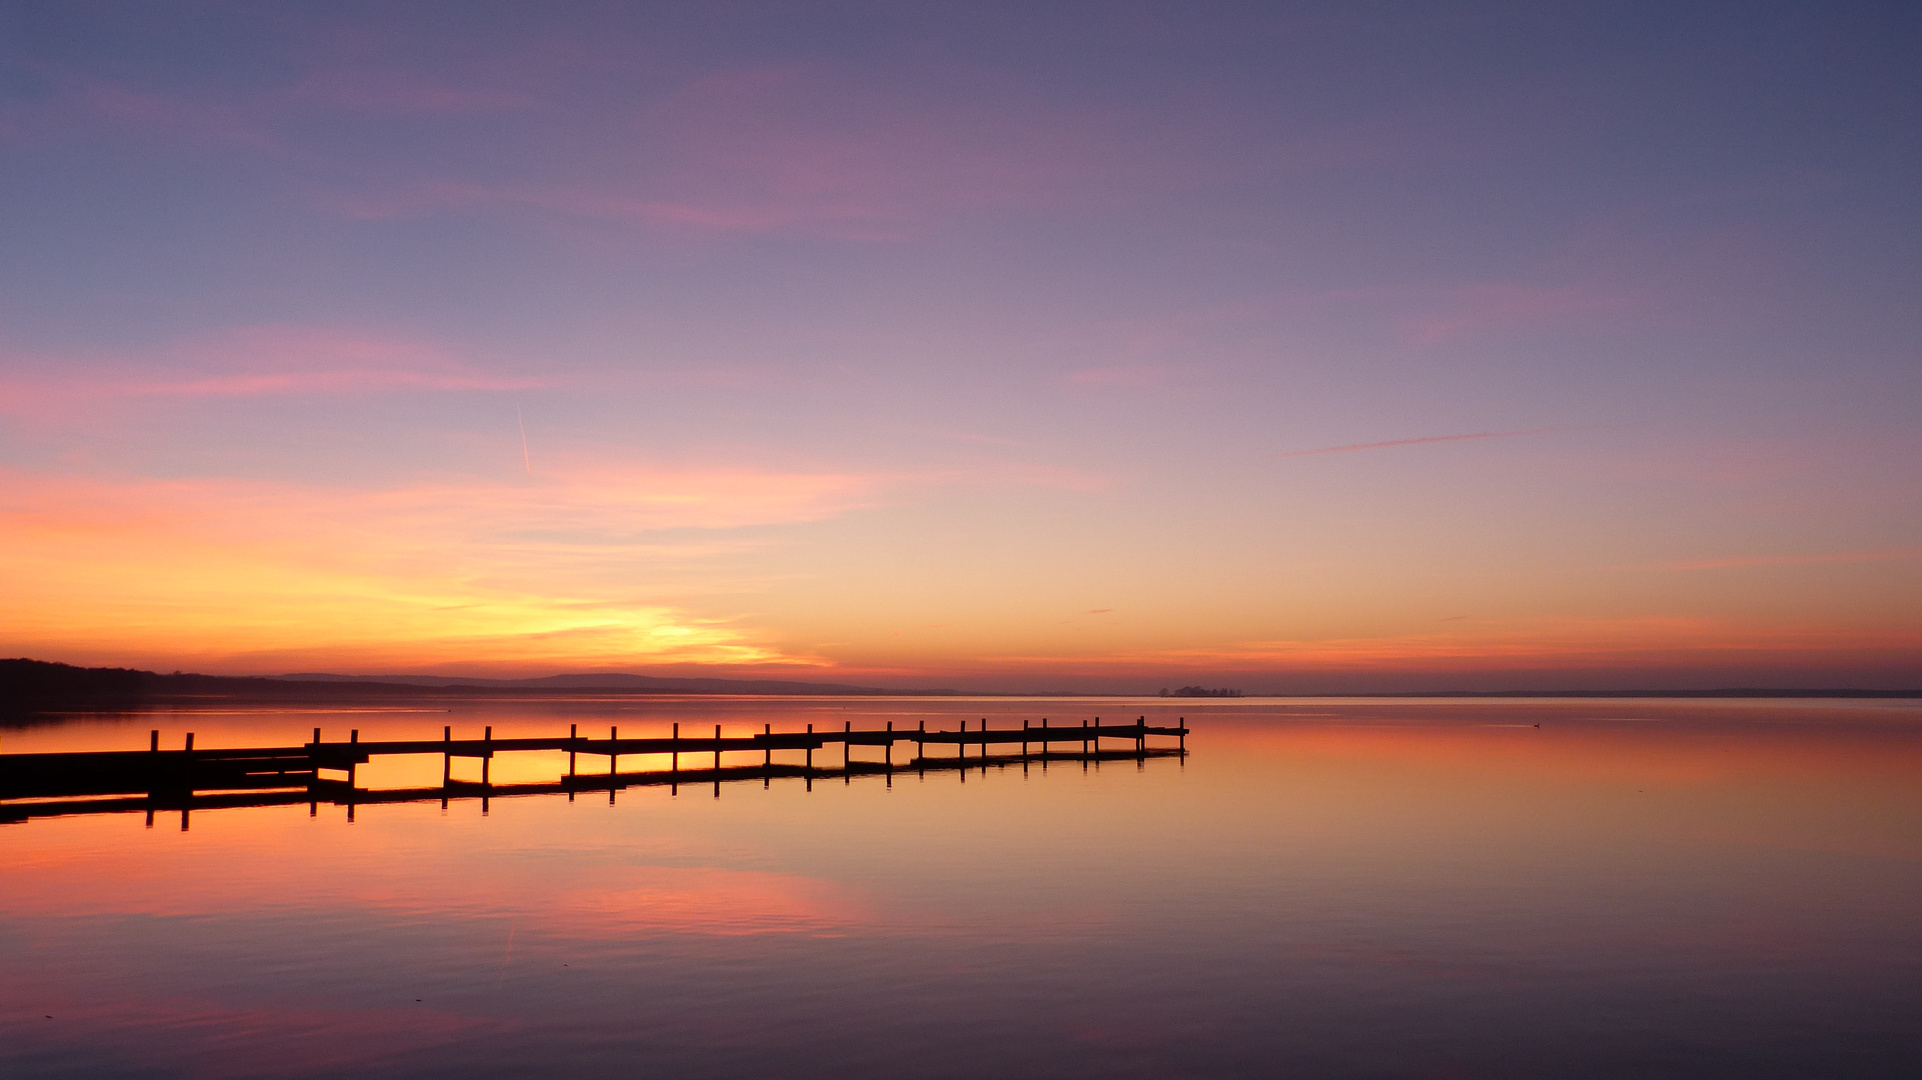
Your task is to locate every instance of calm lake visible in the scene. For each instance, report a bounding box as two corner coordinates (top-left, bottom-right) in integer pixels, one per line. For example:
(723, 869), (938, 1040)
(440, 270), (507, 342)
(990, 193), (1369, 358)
(4, 697), (1920, 1078)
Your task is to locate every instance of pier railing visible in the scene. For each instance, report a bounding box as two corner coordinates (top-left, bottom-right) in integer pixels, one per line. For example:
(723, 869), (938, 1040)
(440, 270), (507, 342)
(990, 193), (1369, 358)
(0, 717), (1188, 825)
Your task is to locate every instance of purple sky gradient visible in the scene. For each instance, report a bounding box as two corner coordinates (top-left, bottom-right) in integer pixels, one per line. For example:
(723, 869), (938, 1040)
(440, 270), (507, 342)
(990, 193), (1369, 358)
(1, 1), (1918, 689)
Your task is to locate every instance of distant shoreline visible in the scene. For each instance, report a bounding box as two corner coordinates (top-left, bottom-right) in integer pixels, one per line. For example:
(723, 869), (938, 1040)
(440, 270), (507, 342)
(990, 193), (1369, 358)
(3, 659), (1918, 712)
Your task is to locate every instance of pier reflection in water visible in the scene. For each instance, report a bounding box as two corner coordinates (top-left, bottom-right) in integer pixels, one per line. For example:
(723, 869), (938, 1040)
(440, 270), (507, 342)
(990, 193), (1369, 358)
(0, 715), (1187, 824)
(2, 697), (1920, 1079)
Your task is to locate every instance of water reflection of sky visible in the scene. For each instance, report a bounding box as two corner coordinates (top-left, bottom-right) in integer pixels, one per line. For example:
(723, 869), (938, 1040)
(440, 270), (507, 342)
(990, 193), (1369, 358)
(4, 698), (1920, 1078)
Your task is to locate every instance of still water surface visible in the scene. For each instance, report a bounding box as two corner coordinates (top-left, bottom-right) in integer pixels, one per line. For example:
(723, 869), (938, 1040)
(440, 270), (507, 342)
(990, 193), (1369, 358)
(4, 697), (1920, 1078)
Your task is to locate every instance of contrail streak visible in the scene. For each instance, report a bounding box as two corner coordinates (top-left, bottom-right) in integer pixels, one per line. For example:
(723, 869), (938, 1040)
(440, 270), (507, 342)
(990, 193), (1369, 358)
(1280, 428), (1552, 458)
(517, 405), (531, 474)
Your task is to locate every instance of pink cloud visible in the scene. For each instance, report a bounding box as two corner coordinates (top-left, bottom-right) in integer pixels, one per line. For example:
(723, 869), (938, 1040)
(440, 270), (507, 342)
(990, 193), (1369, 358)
(1280, 428), (1552, 457)
(1403, 283), (1639, 346)
(0, 326), (546, 418)
(0, 75), (286, 154)
(120, 368), (542, 397)
(1064, 364), (1174, 389)
(8, 51), (1177, 243)
(966, 616), (1922, 677)
(1663, 549), (1922, 571)
(288, 69), (535, 114)
(320, 63), (1146, 240)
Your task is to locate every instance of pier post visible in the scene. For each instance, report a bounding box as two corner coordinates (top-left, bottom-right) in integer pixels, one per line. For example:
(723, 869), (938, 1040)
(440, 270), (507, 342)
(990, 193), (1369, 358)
(0, 713), (1185, 819)
(671, 723), (679, 774)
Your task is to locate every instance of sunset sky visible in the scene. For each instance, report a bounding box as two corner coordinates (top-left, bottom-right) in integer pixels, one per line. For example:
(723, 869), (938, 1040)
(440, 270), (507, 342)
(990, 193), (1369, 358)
(1, 1), (1917, 690)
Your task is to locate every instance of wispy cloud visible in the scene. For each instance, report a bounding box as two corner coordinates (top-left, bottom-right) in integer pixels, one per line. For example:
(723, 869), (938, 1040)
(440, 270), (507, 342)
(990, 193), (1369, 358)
(1663, 549), (1922, 571)
(963, 616), (1922, 678)
(1280, 429), (1552, 458)
(0, 463), (867, 672)
(316, 62), (1154, 241)
(0, 326), (546, 418)
(120, 369), (543, 398)
(1403, 284), (1638, 346)
(0, 451), (1108, 673)
(288, 70), (535, 114)
(1064, 364), (1173, 389)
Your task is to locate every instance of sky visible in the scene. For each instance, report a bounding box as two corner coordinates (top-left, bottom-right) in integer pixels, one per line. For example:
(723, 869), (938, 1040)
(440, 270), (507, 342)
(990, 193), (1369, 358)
(0, 0), (1918, 691)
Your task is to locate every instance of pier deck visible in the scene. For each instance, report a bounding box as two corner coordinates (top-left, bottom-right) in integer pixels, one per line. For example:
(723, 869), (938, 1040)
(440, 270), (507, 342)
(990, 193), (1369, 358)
(0, 717), (1187, 824)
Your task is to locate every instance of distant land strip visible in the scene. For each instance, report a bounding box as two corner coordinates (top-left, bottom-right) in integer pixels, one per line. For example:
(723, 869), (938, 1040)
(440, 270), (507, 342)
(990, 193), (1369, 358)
(0, 659), (965, 711)
(3, 660), (1917, 716)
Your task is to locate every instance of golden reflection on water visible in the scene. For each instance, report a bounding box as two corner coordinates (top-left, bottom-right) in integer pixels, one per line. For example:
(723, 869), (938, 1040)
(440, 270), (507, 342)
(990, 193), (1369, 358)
(3, 697), (1920, 1078)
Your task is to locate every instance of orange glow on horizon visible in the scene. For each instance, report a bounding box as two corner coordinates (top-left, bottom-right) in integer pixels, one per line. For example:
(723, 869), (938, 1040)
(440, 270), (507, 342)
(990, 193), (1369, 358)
(2, 456), (1918, 687)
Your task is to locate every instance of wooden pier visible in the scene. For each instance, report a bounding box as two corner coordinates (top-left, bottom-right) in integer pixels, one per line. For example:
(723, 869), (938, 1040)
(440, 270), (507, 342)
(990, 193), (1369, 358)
(0, 717), (1188, 824)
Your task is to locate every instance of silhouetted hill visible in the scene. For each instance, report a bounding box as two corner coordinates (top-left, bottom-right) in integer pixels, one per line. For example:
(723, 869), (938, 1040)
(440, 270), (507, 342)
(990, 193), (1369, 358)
(0, 659), (150, 712)
(1, 659), (961, 714)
